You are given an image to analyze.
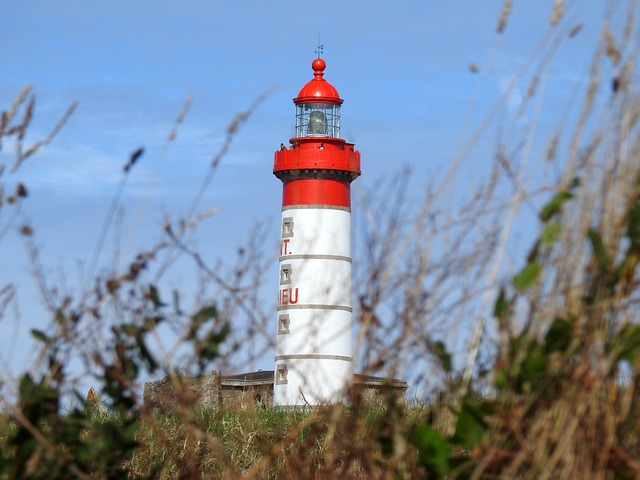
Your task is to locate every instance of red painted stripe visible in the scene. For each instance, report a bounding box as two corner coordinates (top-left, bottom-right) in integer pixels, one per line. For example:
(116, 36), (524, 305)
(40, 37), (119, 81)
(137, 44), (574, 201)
(282, 179), (351, 207)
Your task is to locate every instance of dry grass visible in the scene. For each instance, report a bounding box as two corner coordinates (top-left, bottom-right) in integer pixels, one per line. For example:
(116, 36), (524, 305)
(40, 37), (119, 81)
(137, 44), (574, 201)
(119, 400), (430, 479)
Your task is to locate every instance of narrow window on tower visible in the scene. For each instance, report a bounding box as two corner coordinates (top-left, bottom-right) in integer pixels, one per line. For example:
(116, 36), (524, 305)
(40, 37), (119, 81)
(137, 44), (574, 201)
(280, 264), (292, 285)
(276, 364), (288, 385)
(282, 217), (294, 238)
(278, 314), (290, 335)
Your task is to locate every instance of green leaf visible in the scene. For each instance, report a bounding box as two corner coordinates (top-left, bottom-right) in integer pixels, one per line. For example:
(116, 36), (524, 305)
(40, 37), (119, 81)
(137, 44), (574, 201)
(613, 324), (640, 364)
(412, 424), (451, 477)
(172, 289), (182, 315)
(142, 315), (164, 333)
(494, 287), (510, 325)
(513, 261), (542, 291)
(18, 373), (35, 399)
(135, 335), (158, 372)
(199, 323), (230, 362)
(544, 317), (573, 353)
(627, 200), (640, 246)
(540, 222), (561, 246)
(587, 229), (611, 271)
(540, 190), (573, 221)
(519, 342), (547, 392)
(428, 340), (452, 373)
(30, 329), (49, 343)
(494, 368), (509, 391)
(54, 308), (68, 326)
(190, 305), (218, 338)
(570, 176), (582, 189)
(120, 323), (139, 337)
(453, 396), (488, 446)
(147, 284), (165, 308)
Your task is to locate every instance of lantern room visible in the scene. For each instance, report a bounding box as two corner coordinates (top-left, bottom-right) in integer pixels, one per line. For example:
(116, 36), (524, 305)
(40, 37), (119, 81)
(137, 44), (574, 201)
(295, 103), (340, 138)
(274, 56), (360, 179)
(293, 58), (343, 139)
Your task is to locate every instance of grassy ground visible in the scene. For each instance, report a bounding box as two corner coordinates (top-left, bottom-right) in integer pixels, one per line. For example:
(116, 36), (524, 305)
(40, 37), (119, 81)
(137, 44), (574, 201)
(0, 400), (433, 479)
(123, 401), (431, 479)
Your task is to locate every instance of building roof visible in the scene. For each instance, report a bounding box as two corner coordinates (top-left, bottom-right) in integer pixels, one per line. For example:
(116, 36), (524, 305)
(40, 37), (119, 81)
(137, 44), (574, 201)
(220, 370), (408, 390)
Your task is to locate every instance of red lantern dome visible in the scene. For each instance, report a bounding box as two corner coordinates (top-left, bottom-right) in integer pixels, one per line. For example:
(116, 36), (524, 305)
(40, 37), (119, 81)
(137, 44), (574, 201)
(294, 58), (343, 106)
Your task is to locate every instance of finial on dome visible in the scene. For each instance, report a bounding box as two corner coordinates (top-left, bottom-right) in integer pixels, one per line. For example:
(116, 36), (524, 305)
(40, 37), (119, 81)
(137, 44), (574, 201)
(312, 57), (326, 79)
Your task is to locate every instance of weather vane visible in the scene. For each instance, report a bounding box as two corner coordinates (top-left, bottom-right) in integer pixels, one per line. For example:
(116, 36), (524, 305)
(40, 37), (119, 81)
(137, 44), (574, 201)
(315, 34), (324, 58)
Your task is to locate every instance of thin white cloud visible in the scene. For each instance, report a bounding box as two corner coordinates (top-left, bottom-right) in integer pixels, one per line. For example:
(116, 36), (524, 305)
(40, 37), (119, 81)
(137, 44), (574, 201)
(14, 142), (121, 195)
(494, 57), (528, 123)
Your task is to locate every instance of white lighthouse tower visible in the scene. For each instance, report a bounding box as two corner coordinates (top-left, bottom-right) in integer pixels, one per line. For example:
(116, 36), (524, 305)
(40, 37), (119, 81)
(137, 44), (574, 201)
(273, 56), (361, 406)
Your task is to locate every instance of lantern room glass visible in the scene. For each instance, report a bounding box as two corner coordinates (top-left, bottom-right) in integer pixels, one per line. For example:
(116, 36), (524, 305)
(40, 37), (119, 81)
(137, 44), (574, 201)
(295, 103), (341, 138)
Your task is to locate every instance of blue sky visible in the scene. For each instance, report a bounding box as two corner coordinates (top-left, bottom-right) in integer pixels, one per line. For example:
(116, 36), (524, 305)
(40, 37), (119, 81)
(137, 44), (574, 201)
(0, 1), (617, 396)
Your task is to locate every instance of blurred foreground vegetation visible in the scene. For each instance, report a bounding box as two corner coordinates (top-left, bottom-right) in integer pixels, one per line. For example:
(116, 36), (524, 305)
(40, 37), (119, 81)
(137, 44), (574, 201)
(2, 1), (640, 478)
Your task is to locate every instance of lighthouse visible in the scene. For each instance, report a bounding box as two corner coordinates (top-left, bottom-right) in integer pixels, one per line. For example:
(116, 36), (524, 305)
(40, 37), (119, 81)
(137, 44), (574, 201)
(273, 56), (361, 406)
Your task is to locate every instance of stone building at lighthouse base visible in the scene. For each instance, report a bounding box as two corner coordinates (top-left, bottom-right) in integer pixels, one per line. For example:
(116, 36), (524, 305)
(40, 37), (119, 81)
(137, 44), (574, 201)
(143, 370), (408, 412)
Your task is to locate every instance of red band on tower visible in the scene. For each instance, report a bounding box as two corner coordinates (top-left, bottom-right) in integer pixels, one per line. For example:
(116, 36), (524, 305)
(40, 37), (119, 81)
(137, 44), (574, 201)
(282, 179), (351, 208)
